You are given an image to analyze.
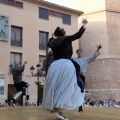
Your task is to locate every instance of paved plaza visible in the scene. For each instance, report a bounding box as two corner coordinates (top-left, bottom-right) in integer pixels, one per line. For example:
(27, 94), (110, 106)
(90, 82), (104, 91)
(0, 106), (120, 120)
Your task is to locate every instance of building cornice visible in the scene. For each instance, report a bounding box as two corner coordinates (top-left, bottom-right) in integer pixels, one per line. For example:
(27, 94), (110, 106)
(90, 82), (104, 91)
(81, 9), (120, 16)
(22, 0), (84, 16)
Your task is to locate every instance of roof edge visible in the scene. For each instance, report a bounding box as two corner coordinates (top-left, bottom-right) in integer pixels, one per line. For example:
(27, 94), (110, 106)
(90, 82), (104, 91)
(22, 0), (84, 16)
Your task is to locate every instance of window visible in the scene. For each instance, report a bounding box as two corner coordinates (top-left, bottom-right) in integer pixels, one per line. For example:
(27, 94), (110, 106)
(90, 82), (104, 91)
(56, 12), (61, 18)
(7, 0), (14, 6)
(39, 8), (71, 25)
(39, 7), (71, 25)
(39, 8), (48, 20)
(10, 52), (22, 73)
(39, 55), (46, 69)
(10, 53), (22, 65)
(0, 0), (23, 8)
(0, 0), (4, 3)
(11, 26), (22, 47)
(62, 14), (71, 25)
(16, 1), (23, 8)
(39, 31), (48, 50)
(49, 10), (55, 16)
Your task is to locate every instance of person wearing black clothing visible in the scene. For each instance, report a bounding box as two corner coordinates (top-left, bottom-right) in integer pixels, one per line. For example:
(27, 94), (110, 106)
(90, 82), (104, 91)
(48, 26), (86, 92)
(42, 18), (88, 120)
(11, 61), (30, 107)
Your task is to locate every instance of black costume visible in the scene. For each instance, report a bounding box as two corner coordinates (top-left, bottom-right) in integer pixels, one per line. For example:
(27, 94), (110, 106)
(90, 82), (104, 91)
(48, 26), (85, 60)
(48, 26), (86, 92)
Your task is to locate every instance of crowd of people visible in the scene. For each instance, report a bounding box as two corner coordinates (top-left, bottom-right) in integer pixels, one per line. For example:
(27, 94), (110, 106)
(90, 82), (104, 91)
(83, 98), (120, 108)
(0, 100), (37, 107)
(0, 98), (120, 109)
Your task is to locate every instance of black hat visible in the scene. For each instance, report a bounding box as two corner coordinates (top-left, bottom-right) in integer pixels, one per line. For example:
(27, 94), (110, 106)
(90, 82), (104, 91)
(54, 27), (66, 36)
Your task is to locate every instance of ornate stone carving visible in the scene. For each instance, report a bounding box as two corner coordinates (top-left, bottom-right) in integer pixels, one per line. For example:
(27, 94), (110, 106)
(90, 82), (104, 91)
(0, 14), (9, 41)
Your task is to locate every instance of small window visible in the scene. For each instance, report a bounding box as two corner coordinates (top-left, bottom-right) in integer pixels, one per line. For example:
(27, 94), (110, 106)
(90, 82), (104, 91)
(62, 14), (71, 25)
(39, 8), (48, 20)
(16, 1), (23, 8)
(7, 0), (14, 6)
(10, 53), (22, 65)
(0, 0), (4, 3)
(39, 55), (46, 69)
(11, 26), (22, 47)
(56, 12), (61, 18)
(39, 31), (48, 50)
(10, 52), (22, 73)
(49, 10), (55, 16)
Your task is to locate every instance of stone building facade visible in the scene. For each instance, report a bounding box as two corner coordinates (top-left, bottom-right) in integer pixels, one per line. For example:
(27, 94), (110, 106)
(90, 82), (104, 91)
(0, 0), (83, 103)
(72, 0), (120, 101)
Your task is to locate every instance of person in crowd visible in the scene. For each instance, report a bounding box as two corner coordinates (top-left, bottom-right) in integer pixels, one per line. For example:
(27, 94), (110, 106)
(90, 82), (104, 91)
(4, 100), (9, 107)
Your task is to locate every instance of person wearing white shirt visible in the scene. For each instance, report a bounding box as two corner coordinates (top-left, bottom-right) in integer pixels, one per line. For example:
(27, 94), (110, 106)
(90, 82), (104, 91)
(72, 45), (102, 112)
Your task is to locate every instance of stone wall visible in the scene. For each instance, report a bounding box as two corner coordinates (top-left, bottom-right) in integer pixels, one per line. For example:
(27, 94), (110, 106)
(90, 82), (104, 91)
(71, 0), (120, 101)
(107, 12), (120, 58)
(106, 0), (120, 11)
(86, 59), (120, 101)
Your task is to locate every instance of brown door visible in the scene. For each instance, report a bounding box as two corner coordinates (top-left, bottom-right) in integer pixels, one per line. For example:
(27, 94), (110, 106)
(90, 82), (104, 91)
(8, 84), (23, 105)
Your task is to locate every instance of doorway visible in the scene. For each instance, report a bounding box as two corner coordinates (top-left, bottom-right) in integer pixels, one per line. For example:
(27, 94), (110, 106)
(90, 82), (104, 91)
(8, 84), (23, 105)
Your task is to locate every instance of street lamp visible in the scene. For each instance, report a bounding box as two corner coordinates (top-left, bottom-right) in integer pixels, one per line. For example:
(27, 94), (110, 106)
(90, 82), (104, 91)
(30, 66), (35, 75)
(30, 64), (45, 106)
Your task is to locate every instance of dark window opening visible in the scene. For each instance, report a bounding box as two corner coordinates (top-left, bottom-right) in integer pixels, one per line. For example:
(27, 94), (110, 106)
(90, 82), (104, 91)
(16, 1), (23, 8)
(39, 8), (48, 20)
(11, 26), (22, 47)
(39, 31), (48, 50)
(62, 14), (71, 25)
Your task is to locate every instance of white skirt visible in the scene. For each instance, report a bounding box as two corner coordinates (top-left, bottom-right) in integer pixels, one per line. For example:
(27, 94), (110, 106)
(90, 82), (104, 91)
(42, 59), (85, 110)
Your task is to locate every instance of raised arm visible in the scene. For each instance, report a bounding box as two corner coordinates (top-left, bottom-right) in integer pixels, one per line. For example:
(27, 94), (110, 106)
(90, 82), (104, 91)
(87, 45), (102, 63)
(48, 19), (88, 48)
(65, 18), (88, 42)
(12, 61), (27, 73)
